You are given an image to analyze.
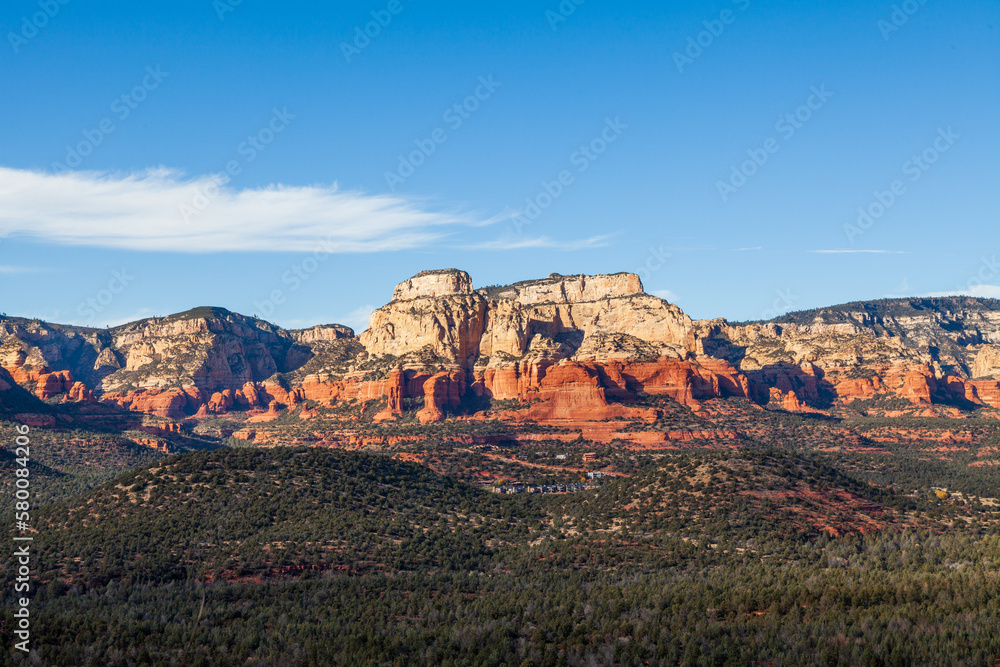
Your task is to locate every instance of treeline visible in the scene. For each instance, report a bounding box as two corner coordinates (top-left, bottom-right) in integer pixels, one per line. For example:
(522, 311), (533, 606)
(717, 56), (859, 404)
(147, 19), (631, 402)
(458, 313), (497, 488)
(15, 530), (1000, 666)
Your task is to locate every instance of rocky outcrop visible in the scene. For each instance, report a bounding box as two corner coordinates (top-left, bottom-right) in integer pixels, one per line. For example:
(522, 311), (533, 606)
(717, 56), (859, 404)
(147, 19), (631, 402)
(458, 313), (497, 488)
(716, 298), (1000, 378)
(363, 270), (696, 376)
(2, 276), (1000, 422)
(968, 380), (1000, 409)
(290, 325), (354, 344)
(373, 368), (405, 422)
(973, 345), (1000, 379)
(485, 272), (643, 304)
(416, 371), (464, 423)
(484, 273), (697, 360)
(393, 269), (474, 301)
(361, 294), (488, 369)
(522, 362), (655, 423)
(103, 388), (190, 420)
(67, 382), (95, 403)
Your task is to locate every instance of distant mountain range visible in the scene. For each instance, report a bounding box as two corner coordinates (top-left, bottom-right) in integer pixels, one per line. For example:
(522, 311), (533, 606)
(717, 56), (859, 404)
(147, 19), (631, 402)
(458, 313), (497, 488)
(2, 270), (999, 432)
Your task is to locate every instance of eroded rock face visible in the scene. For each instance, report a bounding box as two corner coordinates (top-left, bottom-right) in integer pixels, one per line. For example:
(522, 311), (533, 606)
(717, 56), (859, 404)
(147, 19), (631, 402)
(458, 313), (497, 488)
(416, 371), (464, 423)
(67, 382), (95, 403)
(968, 380), (1000, 409)
(363, 271), (697, 375)
(103, 388), (189, 420)
(489, 272), (643, 305)
(2, 276), (1000, 421)
(373, 368), (405, 422)
(973, 345), (1000, 379)
(107, 312), (296, 394)
(523, 362), (651, 423)
(484, 273), (697, 360)
(361, 294), (489, 369)
(393, 269), (473, 301)
(290, 325), (355, 344)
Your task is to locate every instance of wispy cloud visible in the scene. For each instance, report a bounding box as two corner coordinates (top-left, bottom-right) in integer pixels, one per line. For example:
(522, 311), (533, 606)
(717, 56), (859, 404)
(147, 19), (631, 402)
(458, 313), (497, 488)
(0, 265), (42, 274)
(809, 249), (908, 255)
(651, 289), (679, 302)
(925, 285), (1000, 299)
(463, 235), (613, 251)
(657, 246), (761, 253)
(0, 167), (487, 253)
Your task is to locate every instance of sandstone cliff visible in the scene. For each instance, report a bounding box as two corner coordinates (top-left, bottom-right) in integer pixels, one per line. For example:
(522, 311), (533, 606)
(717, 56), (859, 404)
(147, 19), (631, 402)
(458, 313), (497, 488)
(2, 277), (999, 422)
(362, 270), (696, 372)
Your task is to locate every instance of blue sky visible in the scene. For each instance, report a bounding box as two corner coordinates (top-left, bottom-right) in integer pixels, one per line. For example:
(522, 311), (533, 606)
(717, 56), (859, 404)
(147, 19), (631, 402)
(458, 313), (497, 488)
(1, 0), (997, 331)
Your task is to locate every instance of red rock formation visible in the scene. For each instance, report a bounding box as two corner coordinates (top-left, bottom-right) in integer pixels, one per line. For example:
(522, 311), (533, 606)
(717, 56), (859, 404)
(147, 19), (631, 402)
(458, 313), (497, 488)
(141, 422), (183, 435)
(103, 388), (189, 420)
(523, 363), (654, 423)
(34, 370), (74, 399)
(4, 271), (999, 424)
(6, 362), (75, 400)
(67, 382), (95, 403)
(477, 360), (554, 401)
(830, 375), (882, 402)
(374, 368), (406, 422)
(241, 382), (261, 407)
(769, 387), (811, 412)
(891, 368), (935, 406)
(416, 371), (464, 423)
(247, 400), (282, 423)
(133, 437), (170, 453)
(969, 380), (1000, 409)
(208, 391), (234, 413)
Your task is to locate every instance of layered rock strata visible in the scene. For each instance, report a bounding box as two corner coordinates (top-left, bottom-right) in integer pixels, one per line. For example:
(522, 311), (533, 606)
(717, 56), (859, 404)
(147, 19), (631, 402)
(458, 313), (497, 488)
(2, 274), (999, 424)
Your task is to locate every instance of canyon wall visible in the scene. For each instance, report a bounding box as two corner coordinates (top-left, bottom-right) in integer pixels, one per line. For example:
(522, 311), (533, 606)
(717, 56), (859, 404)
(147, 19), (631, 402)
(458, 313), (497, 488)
(3, 272), (1000, 423)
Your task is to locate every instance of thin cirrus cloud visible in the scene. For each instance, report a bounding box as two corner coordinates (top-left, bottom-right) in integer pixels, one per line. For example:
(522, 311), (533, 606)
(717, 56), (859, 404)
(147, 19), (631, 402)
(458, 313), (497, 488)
(0, 265), (42, 274)
(926, 285), (1000, 299)
(464, 235), (614, 251)
(0, 167), (490, 253)
(809, 249), (909, 255)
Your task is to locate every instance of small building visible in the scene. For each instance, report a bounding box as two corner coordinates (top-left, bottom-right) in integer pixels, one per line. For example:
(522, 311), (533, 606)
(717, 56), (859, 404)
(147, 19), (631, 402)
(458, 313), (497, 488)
(555, 454), (567, 460)
(582, 452), (599, 462)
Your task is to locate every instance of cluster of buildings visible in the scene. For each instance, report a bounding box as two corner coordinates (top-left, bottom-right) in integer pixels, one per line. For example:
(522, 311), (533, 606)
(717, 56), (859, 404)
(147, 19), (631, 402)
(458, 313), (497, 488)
(491, 482), (602, 495)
